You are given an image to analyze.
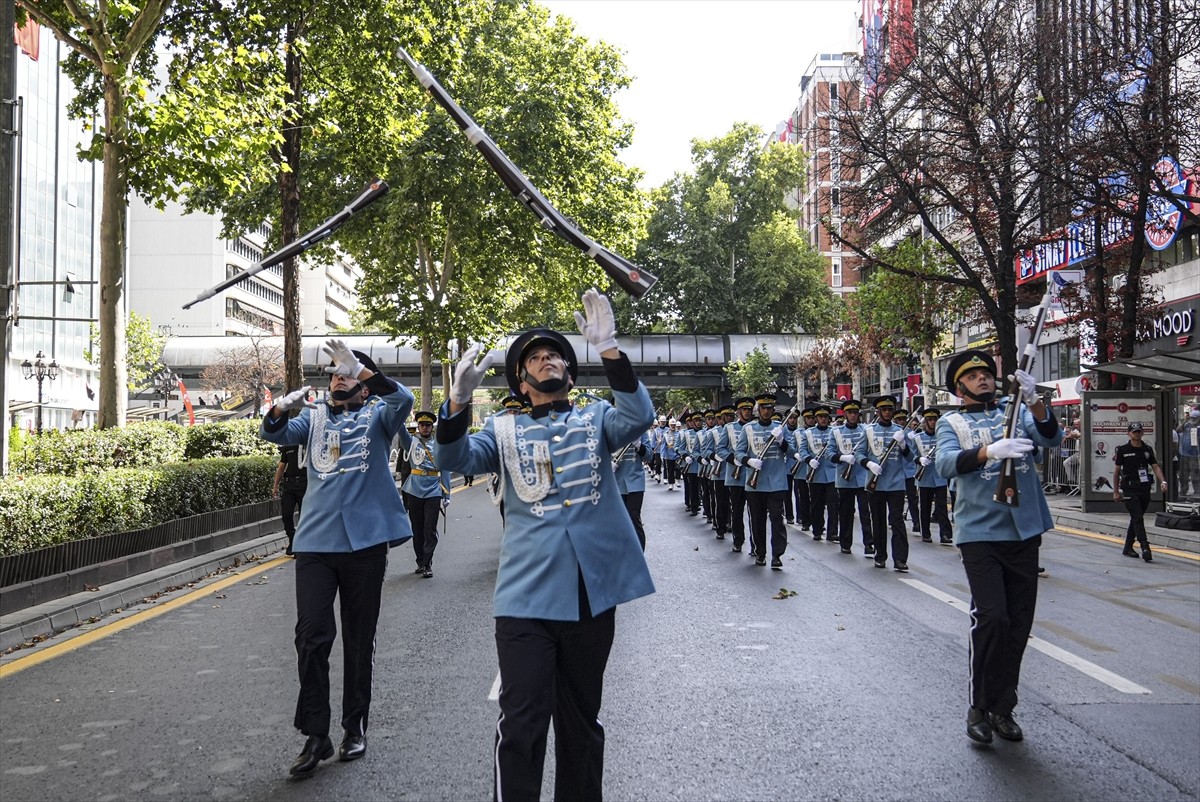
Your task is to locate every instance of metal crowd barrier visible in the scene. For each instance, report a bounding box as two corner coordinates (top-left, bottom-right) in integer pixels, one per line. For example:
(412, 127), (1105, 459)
(1043, 438), (1081, 496)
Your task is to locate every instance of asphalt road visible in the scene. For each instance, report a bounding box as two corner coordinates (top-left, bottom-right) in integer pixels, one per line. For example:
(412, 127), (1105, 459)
(1, 478), (1198, 801)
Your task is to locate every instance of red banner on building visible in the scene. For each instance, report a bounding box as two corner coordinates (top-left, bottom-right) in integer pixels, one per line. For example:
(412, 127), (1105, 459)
(835, 383), (852, 401)
(905, 373), (921, 409)
(178, 379), (196, 425)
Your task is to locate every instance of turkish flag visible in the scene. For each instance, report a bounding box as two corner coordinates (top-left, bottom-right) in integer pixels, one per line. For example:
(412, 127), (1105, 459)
(836, 384), (852, 401)
(905, 373), (921, 408)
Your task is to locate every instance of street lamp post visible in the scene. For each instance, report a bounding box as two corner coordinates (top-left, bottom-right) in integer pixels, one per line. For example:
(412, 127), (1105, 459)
(20, 351), (60, 435)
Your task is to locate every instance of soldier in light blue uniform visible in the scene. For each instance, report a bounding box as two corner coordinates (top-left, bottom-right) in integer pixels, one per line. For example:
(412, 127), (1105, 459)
(797, 405), (839, 543)
(914, 408), (953, 544)
(934, 350), (1061, 746)
(737, 392), (795, 568)
(436, 289), (654, 801)
(894, 408), (921, 533)
(709, 405), (733, 540)
(856, 395), (913, 571)
(722, 397), (754, 552)
(832, 399), (873, 555)
(396, 410), (451, 577)
(260, 341), (414, 776)
(681, 412), (703, 515)
(661, 418), (682, 491)
(614, 429), (654, 550)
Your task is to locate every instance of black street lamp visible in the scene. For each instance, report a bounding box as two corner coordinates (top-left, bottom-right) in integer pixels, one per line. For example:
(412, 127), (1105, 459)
(153, 368), (176, 407)
(20, 351), (60, 435)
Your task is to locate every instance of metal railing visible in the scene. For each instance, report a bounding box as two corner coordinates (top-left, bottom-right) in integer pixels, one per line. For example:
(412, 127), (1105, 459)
(1043, 438), (1081, 496)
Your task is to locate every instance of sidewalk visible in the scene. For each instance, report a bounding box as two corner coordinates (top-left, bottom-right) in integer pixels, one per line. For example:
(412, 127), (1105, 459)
(1044, 493), (1200, 555)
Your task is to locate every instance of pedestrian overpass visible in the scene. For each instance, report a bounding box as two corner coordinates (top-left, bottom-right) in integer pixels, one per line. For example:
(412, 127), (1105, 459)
(160, 333), (818, 392)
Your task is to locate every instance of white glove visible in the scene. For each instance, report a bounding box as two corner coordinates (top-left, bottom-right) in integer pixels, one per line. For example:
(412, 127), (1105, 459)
(793, 452), (804, 462)
(700, 458), (709, 465)
(322, 339), (365, 377)
(747, 457), (764, 471)
(891, 429), (907, 444)
(771, 425), (785, 444)
(807, 458), (820, 470)
(441, 497), (450, 511)
(573, 287), (619, 353)
(734, 457), (744, 467)
(450, 345), (495, 404)
(684, 456), (693, 465)
(839, 454), (855, 465)
(1011, 369), (1039, 406)
(274, 386), (315, 414)
(988, 437), (1035, 460)
(919, 456), (932, 466)
(866, 461), (883, 477)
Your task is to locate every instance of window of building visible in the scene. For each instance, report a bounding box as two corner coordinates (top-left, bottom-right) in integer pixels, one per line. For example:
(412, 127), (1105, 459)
(832, 257), (842, 288)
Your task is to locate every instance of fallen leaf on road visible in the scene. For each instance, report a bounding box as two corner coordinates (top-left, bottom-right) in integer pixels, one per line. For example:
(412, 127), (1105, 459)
(772, 588), (797, 600)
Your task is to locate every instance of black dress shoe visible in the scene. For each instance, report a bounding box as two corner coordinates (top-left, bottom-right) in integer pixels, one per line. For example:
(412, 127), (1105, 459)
(1122, 549), (1140, 558)
(732, 545), (742, 553)
(414, 564), (427, 574)
(840, 548), (852, 554)
(864, 545), (875, 556)
(873, 560), (887, 569)
(988, 711), (1023, 741)
(1142, 551), (1153, 563)
(755, 557), (767, 566)
(290, 734), (334, 776)
(894, 562), (909, 572)
(967, 708), (993, 745)
(422, 564), (433, 578)
(339, 733), (367, 761)
(771, 557), (783, 569)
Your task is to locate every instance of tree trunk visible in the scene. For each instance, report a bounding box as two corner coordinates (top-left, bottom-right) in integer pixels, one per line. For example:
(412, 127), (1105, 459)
(420, 338), (433, 411)
(97, 73), (129, 429)
(280, 21), (303, 393)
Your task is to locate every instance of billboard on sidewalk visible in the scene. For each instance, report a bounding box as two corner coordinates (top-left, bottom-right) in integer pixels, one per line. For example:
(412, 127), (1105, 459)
(1080, 391), (1159, 508)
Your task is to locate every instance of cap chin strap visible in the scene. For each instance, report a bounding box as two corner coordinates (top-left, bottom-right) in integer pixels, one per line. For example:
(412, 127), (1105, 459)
(961, 387), (995, 404)
(522, 373), (570, 394)
(331, 383), (364, 402)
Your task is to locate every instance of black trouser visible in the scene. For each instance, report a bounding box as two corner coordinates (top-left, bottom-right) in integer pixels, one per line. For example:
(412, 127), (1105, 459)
(793, 477), (811, 528)
(701, 476), (714, 520)
(621, 491), (646, 551)
(838, 486), (873, 548)
(664, 458), (679, 487)
(650, 453), (662, 479)
(714, 479), (730, 536)
(784, 475), (796, 521)
(684, 473), (700, 513)
(1123, 490), (1152, 553)
(293, 544), (388, 738)
(403, 492), (441, 567)
(280, 483), (306, 541)
(919, 485), (953, 541)
(728, 484), (748, 547)
(746, 490), (787, 559)
(959, 536), (1040, 716)
(904, 477), (919, 529)
(809, 481), (839, 541)
(494, 609), (616, 802)
(869, 490), (908, 565)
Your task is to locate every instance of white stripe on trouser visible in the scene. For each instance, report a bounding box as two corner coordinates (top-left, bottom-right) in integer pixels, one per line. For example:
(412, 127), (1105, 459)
(967, 603), (979, 708)
(494, 713), (506, 802)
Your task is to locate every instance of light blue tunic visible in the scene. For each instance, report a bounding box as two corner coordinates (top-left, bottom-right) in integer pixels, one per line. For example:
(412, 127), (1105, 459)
(260, 381), (415, 551)
(721, 420), (746, 486)
(736, 420), (796, 493)
(934, 403), (1062, 544)
(913, 429), (947, 489)
(437, 387), (656, 620)
(614, 431), (653, 494)
(831, 423), (870, 489)
(797, 425), (838, 483)
(396, 429), (451, 499)
(854, 422), (912, 493)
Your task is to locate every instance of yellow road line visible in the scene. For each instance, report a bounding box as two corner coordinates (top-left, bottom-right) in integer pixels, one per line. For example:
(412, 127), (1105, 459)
(0, 556), (288, 680)
(1054, 524), (1200, 562)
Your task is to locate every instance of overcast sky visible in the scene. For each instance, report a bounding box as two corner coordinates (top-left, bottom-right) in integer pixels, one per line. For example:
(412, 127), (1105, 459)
(540, 0), (862, 187)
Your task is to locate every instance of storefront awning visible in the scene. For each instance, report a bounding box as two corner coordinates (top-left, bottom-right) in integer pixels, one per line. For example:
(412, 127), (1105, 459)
(1083, 343), (1200, 389)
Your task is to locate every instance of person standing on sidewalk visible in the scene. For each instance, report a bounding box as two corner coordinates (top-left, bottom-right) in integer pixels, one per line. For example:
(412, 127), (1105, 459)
(1112, 421), (1168, 563)
(274, 443), (308, 556)
(397, 410), (451, 577)
(261, 341), (414, 777)
(436, 288), (655, 802)
(934, 350), (1062, 746)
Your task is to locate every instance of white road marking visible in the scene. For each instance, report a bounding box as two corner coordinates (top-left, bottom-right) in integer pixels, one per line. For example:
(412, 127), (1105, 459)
(899, 578), (1152, 695)
(488, 671), (501, 701)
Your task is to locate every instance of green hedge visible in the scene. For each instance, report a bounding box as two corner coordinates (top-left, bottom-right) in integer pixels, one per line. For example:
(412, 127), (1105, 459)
(8, 419), (276, 476)
(0, 454), (275, 556)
